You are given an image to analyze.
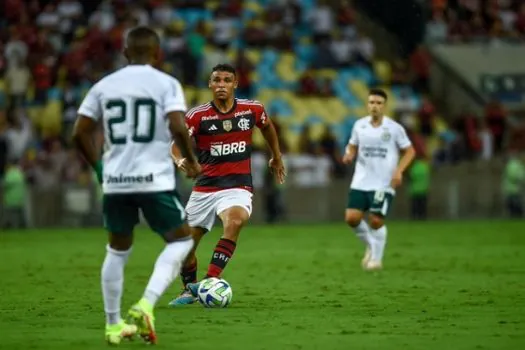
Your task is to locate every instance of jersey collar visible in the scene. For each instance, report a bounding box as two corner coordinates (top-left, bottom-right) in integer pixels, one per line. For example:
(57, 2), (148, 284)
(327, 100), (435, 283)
(211, 99), (237, 115)
(369, 116), (385, 128)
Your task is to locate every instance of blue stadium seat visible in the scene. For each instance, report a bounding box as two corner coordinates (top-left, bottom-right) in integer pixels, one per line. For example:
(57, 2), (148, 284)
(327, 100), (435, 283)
(354, 66), (375, 86)
(261, 49), (280, 65)
(267, 98), (293, 118)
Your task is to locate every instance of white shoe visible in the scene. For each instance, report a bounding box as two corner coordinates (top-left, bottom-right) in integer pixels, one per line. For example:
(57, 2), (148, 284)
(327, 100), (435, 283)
(364, 260), (383, 271)
(361, 246), (371, 268)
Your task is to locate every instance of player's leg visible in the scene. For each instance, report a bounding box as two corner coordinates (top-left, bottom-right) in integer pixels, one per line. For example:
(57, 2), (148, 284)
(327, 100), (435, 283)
(101, 194), (139, 345)
(180, 227), (206, 286)
(168, 226), (207, 306)
(168, 191), (217, 306)
(366, 191), (395, 270)
(345, 189), (372, 267)
(127, 190), (194, 343)
(206, 189), (252, 279)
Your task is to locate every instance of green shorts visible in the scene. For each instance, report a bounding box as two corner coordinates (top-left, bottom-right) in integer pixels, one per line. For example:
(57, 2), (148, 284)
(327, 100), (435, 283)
(102, 190), (185, 235)
(347, 189), (394, 217)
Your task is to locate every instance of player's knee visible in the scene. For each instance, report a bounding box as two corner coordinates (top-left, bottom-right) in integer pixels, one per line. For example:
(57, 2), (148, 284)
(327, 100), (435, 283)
(223, 217), (246, 239)
(345, 212), (363, 227)
(368, 215), (384, 230)
(109, 233), (133, 250)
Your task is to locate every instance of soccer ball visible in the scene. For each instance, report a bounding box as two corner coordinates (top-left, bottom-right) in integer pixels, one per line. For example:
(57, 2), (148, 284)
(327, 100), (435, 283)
(197, 277), (233, 308)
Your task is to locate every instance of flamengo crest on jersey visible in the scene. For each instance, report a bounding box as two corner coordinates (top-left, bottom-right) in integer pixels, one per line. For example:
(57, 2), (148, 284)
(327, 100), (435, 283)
(77, 64), (187, 194)
(185, 98), (269, 192)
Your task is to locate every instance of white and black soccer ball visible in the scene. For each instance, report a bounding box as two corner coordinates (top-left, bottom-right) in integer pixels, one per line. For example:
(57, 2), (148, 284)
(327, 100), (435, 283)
(197, 277), (233, 308)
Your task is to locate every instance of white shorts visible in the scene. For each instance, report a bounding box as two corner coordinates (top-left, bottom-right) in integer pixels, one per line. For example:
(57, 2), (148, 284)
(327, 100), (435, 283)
(185, 189), (253, 231)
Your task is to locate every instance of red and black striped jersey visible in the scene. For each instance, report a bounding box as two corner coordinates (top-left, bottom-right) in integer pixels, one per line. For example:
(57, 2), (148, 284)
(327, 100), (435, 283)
(185, 98), (270, 192)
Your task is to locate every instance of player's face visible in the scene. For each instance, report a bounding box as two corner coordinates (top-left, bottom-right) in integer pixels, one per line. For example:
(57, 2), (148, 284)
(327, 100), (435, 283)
(367, 95), (386, 117)
(209, 71), (237, 100)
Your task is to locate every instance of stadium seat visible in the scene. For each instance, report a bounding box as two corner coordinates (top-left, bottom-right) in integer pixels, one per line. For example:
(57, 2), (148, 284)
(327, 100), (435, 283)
(349, 80), (369, 102)
(41, 100), (63, 138)
(373, 60), (392, 85)
(195, 89), (213, 105)
(245, 49), (262, 65)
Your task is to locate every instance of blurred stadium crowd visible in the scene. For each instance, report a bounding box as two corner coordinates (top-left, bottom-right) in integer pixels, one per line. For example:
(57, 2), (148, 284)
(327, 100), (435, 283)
(1, 0), (525, 227)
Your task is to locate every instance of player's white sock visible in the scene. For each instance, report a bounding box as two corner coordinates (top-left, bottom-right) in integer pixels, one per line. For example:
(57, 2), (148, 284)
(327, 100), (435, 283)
(101, 245), (132, 325)
(369, 225), (387, 262)
(143, 237), (194, 306)
(353, 220), (371, 246)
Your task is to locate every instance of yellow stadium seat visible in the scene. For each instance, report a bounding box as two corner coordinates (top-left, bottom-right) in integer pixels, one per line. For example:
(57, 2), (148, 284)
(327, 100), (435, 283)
(168, 20), (185, 31)
(41, 101), (63, 138)
(245, 1), (263, 13)
(0, 79), (5, 93)
(310, 124), (327, 141)
(373, 60), (392, 85)
(349, 80), (369, 101)
(283, 129), (300, 153)
(56, 66), (68, 87)
(245, 49), (261, 65)
(426, 135), (440, 157)
(252, 128), (265, 148)
(279, 90), (295, 101)
(250, 71), (259, 83)
(316, 69), (337, 80)
(26, 106), (40, 124)
(205, 0), (220, 10)
(276, 56), (300, 83)
(434, 116), (448, 133)
(183, 86), (196, 104)
(353, 106), (368, 117)
(195, 88), (213, 105)
(226, 48), (237, 62)
(317, 99), (343, 123)
(277, 65), (300, 82)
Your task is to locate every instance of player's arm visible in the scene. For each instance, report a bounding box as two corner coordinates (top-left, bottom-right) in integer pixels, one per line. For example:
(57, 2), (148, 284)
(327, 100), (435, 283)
(259, 119), (282, 160)
(391, 126), (416, 188)
(163, 79), (200, 177)
(257, 108), (286, 183)
(167, 112), (197, 164)
(343, 126), (359, 164)
(170, 141), (185, 167)
(72, 86), (103, 183)
(343, 143), (358, 164)
(72, 116), (100, 168)
(396, 146), (416, 174)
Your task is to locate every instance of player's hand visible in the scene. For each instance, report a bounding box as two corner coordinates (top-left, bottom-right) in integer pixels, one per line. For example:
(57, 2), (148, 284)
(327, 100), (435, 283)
(342, 153), (354, 164)
(391, 170), (403, 188)
(269, 157), (286, 184)
(175, 158), (188, 172)
(184, 160), (202, 179)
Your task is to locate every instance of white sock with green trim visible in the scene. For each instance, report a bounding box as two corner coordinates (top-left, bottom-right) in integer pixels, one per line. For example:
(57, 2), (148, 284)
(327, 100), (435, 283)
(101, 245), (132, 325)
(353, 220), (371, 246)
(369, 225), (387, 262)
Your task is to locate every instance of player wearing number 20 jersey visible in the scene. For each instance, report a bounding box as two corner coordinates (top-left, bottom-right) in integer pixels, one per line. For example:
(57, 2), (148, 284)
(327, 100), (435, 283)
(78, 64), (186, 194)
(74, 26), (200, 346)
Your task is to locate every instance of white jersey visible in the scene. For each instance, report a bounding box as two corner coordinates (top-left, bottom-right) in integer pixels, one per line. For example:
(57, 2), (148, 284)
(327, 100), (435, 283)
(78, 64), (187, 194)
(349, 116), (412, 194)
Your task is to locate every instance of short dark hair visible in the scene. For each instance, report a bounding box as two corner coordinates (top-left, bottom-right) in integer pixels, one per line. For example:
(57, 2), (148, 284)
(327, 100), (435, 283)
(212, 63), (236, 76)
(126, 26), (160, 46)
(369, 88), (388, 101)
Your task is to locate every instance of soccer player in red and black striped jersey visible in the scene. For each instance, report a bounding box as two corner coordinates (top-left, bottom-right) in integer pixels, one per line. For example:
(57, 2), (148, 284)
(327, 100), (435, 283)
(168, 63), (285, 306)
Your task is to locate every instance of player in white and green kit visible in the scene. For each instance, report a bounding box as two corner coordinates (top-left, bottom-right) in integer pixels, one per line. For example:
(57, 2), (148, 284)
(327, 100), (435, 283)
(343, 89), (415, 270)
(73, 27), (201, 345)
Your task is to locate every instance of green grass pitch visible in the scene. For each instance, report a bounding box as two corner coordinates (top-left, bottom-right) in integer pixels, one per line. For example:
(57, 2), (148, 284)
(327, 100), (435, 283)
(1, 221), (524, 350)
